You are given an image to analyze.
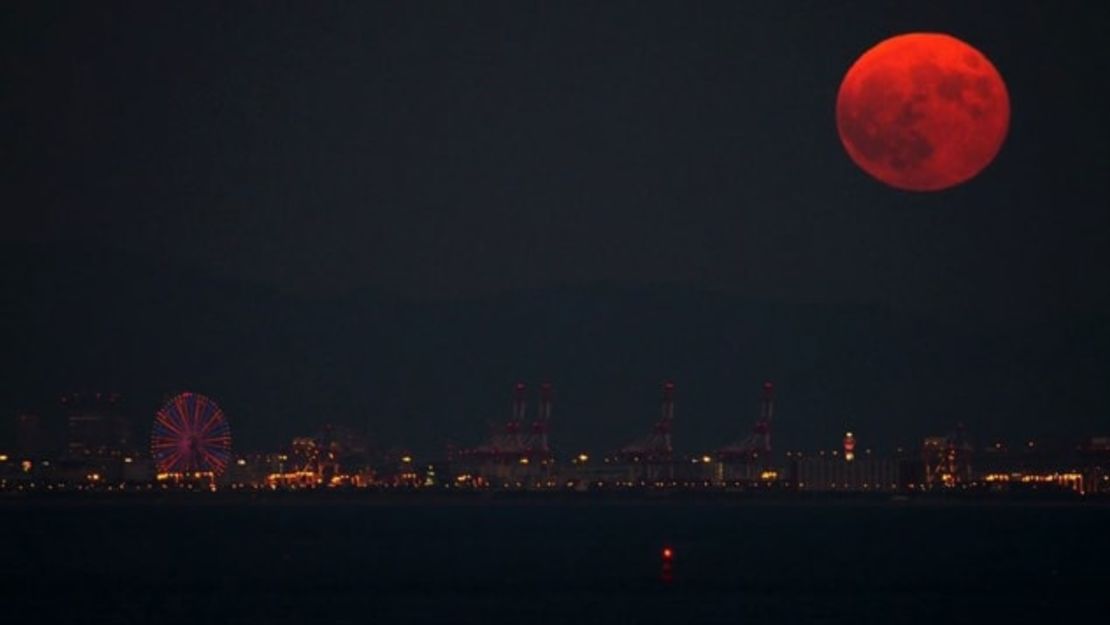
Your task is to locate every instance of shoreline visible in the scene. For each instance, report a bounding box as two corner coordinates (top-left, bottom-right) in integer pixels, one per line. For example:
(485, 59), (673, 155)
(2, 488), (1105, 508)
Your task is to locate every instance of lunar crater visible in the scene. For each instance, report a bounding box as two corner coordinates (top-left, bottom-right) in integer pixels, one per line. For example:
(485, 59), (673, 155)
(936, 71), (968, 103)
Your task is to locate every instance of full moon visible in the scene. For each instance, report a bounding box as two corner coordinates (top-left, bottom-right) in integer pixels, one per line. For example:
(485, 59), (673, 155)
(836, 33), (1010, 191)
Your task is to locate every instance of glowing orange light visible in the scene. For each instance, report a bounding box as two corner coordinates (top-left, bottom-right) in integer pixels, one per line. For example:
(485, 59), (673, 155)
(662, 547), (674, 560)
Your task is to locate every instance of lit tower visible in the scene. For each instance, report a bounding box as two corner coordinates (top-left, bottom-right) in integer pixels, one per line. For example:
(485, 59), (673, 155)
(657, 380), (676, 455)
(716, 381), (777, 481)
(502, 382), (528, 463)
(528, 382), (553, 457)
(511, 382), (527, 429)
(752, 381), (774, 456)
(615, 380), (678, 480)
(512, 379), (526, 424)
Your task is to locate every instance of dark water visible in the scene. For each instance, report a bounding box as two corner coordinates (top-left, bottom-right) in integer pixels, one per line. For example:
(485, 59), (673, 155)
(3, 497), (1108, 624)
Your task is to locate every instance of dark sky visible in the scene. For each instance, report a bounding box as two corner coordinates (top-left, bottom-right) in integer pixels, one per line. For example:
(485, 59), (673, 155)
(3, 2), (1109, 453)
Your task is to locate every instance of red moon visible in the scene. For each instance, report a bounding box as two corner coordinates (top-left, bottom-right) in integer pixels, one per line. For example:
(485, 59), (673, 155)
(836, 33), (1010, 191)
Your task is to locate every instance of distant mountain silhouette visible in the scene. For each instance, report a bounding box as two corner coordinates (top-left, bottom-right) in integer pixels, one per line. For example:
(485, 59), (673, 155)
(3, 241), (1108, 455)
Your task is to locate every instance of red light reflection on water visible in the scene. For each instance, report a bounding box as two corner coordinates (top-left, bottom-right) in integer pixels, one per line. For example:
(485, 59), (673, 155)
(661, 545), (674, 583)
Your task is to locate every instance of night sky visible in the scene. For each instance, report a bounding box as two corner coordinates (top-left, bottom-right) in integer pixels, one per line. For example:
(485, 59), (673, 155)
(3, 2), (1109, 453)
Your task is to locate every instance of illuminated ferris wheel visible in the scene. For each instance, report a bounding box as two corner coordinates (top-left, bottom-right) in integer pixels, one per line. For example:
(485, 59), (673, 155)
(151, 392), (233, 475)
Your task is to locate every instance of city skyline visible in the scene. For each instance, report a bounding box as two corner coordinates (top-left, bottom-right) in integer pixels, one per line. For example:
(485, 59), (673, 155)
(5, 378), (1105, 460)
(5, 3), (1109, 456)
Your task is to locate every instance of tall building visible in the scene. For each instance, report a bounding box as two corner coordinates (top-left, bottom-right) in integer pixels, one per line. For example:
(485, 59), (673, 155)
(60, 392), (131, 458)
(793, 450), (900, 491)
(15, 413), (45, 458)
